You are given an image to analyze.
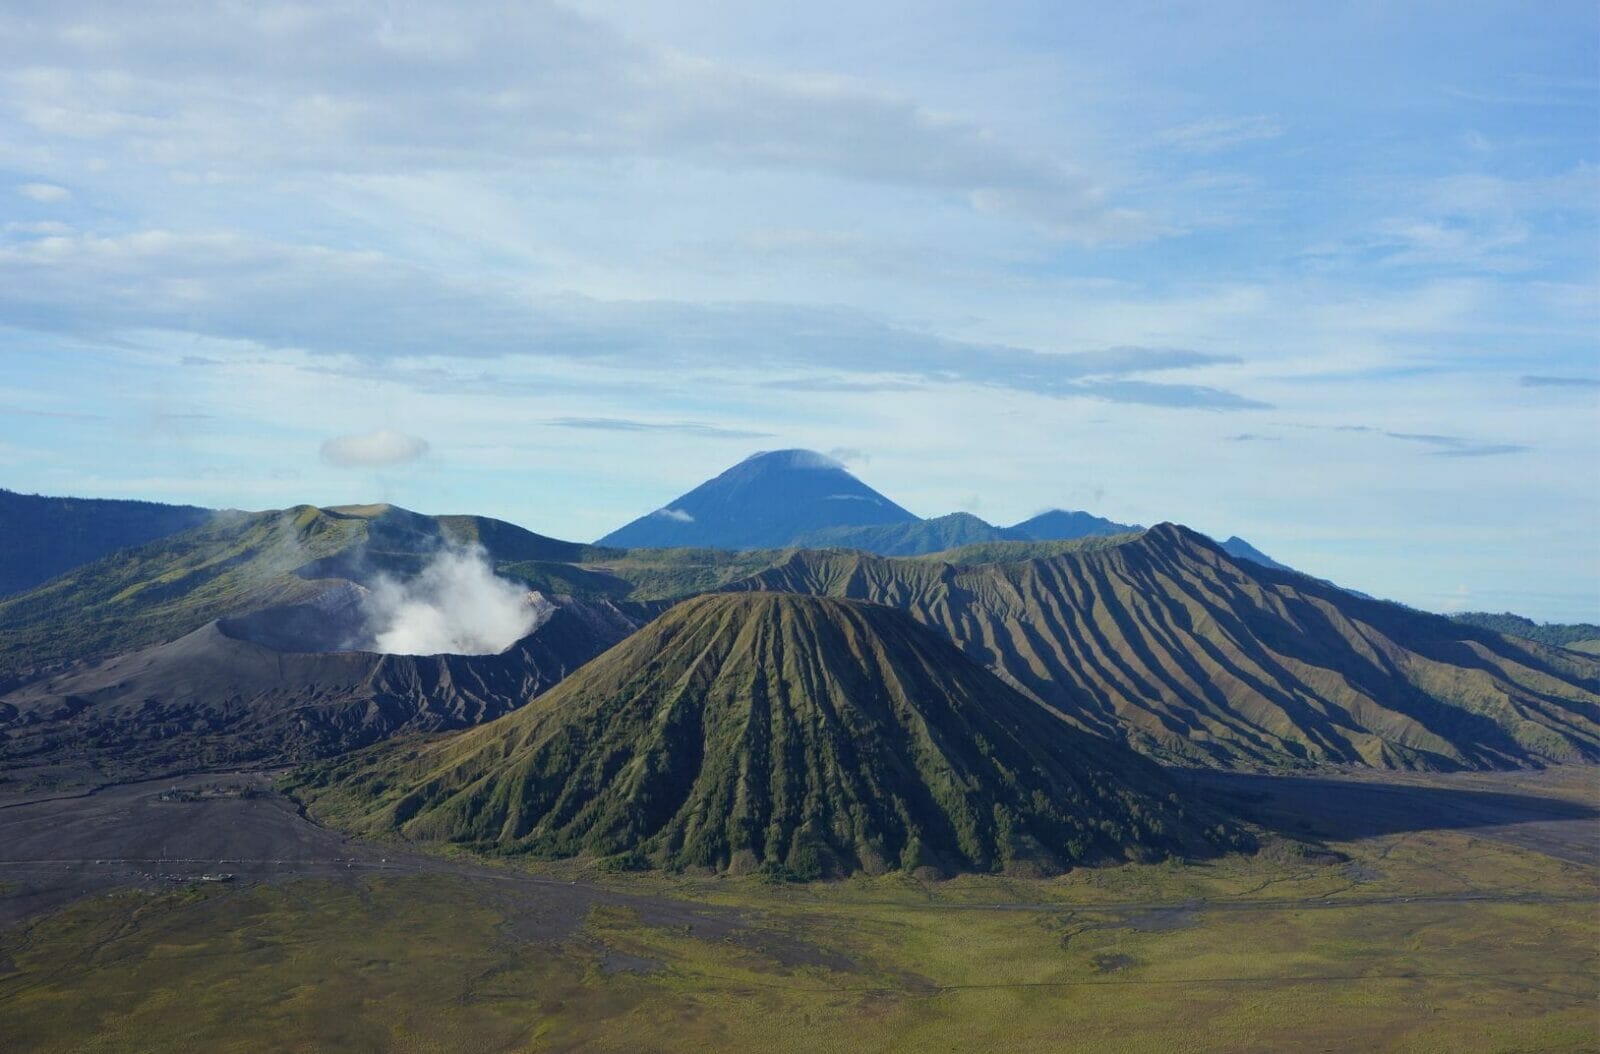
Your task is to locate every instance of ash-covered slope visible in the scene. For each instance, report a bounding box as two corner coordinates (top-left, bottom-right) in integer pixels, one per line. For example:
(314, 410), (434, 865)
(300, 593), (1238, 877)
(727, 525), (1600, 771)
(596, 449), (917, 550)
(0, 594), (648, 780)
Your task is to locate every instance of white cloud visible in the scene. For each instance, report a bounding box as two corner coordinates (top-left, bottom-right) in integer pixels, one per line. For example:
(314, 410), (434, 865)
(17, 182), (70, 202)
(0, 227), (1265, 408)
(320, 427), (430, 468)
(1155, 116), (1282, 154)
(654, 507), (693, 522)
(0, 1), (1141, 242)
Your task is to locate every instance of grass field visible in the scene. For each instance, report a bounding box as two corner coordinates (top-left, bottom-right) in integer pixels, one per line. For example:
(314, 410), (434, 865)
(1, 802), (1595, 1053)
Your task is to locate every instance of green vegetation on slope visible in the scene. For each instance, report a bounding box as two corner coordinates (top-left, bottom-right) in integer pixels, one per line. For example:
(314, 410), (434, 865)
(568, 547), (799, 600)
(1450, 611), (1600, 650)
(0, 503), (595, 678)
(790, 512), (1022, 556)
(913, 531), (1142, 566)
(0, 506), (361, 677)
(726, 525), (1600, 771)
(298, 593), (1239, 876)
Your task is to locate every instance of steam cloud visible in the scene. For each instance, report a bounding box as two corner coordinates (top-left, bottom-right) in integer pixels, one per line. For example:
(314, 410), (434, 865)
(358, 545), (538, 655)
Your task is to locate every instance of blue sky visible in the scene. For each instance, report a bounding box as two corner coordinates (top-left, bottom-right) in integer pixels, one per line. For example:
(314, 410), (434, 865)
(0, 1), (1596, 619)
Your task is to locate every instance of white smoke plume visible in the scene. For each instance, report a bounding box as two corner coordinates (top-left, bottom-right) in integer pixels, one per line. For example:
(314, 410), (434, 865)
(358, 545), (539, 655)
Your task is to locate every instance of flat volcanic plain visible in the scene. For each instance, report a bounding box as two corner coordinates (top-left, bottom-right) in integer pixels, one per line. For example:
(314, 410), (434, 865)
(0, 764), (1596, 1052)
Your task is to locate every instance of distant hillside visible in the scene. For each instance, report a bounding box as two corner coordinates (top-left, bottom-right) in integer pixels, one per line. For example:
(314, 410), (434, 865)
(0, 489), (212, 596)
(0, 592), (648, 781)
(1010, 509), (1141, 540)
(597, 450), (916, 549)
(0, 503), (595, 678)
(297, 593), (1242, 877)
(725, 525), (1600, 771)
(1450, 612), (1600, 651)
(792, 512), (1024, 555)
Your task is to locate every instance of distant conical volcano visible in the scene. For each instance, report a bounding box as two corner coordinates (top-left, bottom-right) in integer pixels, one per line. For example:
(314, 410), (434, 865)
(595, 449), (917, 550)
(302, 592), (1236, 876)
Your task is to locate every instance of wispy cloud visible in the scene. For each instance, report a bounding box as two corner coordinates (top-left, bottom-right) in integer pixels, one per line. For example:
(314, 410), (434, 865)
(0, 229), (1266, 409)
(1384, 431), (1528, 457)
(546, 417), (773, 439)
(0, 1), (1146, 243)
(16, 182), (71, 203)
(1155, 116), (1282, 154)
(1522, 375), (1600, 390)
(762, 377), (926, 393)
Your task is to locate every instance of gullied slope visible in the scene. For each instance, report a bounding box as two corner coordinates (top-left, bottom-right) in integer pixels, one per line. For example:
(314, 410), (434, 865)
(596, 449), (917, 549)
(0, 489), (213, 597)
(302, 593), (1235, 876)
(728, 526), (1600, 771)
(0, 596), (648, 778)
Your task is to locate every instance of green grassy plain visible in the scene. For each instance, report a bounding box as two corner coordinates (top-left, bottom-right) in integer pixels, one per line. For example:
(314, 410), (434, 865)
(2, 820), (1595, 1053)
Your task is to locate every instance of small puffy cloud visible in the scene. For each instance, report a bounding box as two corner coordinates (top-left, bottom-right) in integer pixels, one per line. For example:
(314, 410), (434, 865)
(18, 182), (71, 203)
(320, 427), (430, 468)
(654, 507), (694, 522)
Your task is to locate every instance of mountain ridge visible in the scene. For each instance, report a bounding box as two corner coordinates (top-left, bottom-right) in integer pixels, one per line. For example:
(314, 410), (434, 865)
(723, 523), (1600, 771)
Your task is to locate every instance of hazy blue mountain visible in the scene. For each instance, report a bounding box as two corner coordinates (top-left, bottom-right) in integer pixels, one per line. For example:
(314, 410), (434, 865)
(792, 512), (1025, 556)
(1218, 535), (1295, 573)
(596, 449), (916, 550)
(1010, 509), (1141, 540)
(0, 488), (213, 596)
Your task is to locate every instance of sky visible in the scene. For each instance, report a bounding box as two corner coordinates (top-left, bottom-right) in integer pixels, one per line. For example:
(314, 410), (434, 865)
(0, 1), (1596, 620)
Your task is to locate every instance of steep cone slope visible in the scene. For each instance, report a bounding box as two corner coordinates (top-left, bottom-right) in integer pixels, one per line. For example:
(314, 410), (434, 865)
(596, 449), (917, 550)
(302, 593), (1236, 876)
(0, 593), (647, 780)
(728, 525), (1600, 771)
